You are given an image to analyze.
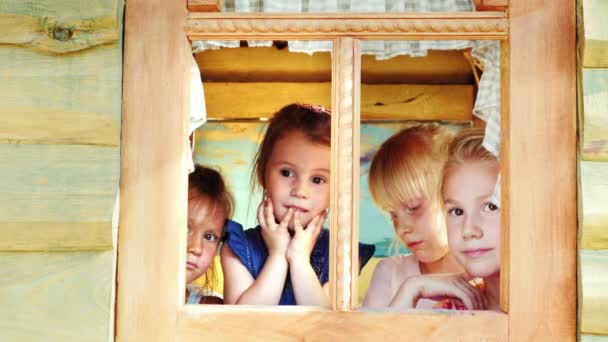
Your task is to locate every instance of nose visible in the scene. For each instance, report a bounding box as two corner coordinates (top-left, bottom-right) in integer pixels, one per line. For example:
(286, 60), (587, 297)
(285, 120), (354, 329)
(393, 213), (413, 235)
(188, 235), (203, 256)
(462, 213), (483, 240)
(291, 177), (309, 198)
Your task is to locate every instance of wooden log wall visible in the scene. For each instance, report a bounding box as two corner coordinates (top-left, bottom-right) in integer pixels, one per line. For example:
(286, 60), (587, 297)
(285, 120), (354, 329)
(580, 0), (608, 337)
(0, 0), (122, 340)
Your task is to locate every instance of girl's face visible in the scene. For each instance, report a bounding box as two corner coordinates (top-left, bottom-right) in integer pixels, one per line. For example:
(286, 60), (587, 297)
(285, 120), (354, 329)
(444, 160), (500, 278)
(186, 191), (226, 284)
(264, 131), (330, 230)
(389, 195), (449, 263)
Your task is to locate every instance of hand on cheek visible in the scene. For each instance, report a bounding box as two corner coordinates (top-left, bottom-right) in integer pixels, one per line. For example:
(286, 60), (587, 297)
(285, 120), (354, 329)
(286, 209), (327, 264)
(258, 197), (292, 257)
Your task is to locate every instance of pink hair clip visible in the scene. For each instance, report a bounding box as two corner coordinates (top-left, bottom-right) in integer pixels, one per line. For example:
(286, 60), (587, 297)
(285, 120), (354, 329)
(300, 103), (331, 115)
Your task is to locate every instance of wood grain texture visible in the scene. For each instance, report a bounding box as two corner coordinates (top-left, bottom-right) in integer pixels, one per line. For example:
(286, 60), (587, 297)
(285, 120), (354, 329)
(0, 143), (117, 251)
(195, 47), (474, 84)
(187, 12), (508, 40)
(0, 251), (113, 342)
(581, 0), (608, 67)
(580, 161), (608, 250)
(203, 82), (473, 121)
(0, 43), (121, 146)
(581, 69), (608, 161)
(509, 0), (577, 340)
(177, 308), (508, 341)
(581, 250), (608, 335)
(116, 0), (190, 340)
(329, 37), (355, 311)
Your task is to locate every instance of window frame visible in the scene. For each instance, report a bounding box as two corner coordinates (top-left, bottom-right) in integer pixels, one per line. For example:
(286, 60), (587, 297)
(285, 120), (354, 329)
(116, 2), (576, 341)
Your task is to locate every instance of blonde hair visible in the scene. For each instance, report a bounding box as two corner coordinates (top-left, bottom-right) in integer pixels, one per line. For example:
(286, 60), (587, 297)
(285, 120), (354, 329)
(369, 124), (453, 213)
(443, 128), (497, 184)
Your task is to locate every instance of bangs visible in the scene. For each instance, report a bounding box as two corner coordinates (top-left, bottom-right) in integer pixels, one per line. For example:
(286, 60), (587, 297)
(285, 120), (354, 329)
(369, 152), (436, 212)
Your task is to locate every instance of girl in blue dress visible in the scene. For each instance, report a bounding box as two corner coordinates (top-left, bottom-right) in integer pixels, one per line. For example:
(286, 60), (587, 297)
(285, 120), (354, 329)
(221, 103), (375, 306)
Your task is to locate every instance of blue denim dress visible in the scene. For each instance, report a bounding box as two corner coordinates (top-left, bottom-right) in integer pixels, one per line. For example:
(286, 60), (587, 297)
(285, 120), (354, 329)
(225, 220), (375, 305)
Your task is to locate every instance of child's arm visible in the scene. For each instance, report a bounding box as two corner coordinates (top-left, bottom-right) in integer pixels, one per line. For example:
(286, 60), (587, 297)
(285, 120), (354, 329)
(221, 200), (292, 305)
(288, 211), (329, 306)
(221, 244), (289, 305)
(390, 274), (485, 310)
(362, 259), (394, 308)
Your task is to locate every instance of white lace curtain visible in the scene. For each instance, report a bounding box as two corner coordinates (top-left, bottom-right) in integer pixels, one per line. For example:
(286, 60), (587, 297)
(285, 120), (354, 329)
(189, 0), (501, 202)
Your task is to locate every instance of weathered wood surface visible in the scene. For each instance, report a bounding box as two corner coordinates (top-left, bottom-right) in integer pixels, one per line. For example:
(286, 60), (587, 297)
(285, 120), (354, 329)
(0, 144), (118, 251)
(582, 69), (608, 161)
(204, 82), (473, 121)
(581, 250), (608, 335)
(0, 251), (114, 341)
(581, 0), (608, 68)
(0, 44), (121, 146)
(0, 0), (121, 54)
(581, 161), (608, 250)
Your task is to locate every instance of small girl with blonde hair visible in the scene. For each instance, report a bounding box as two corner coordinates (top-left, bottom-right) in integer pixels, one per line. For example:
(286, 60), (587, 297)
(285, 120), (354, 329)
(364, 124), (465, 309)
(387, 128), (500, 310)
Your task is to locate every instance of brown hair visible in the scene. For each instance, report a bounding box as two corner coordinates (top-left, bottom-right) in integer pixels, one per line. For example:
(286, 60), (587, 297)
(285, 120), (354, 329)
(188, 164), (234, 291)
(252, 103), (331, 192)
(442, 128), (497, 196)
(368, 124), (453, 213)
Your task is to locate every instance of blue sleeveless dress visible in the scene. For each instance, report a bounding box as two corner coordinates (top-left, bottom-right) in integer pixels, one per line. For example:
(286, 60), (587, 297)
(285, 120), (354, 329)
(225, 220), (375, 305)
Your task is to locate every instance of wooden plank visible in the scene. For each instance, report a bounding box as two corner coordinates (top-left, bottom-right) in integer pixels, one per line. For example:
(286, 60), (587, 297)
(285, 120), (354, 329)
(582, 335), (608, 342)
(0, 143), (118, 251)
(0, 13), (119, 54)
(0, 44), (121, 146)
(580, 161), (608, 249)
(581, 250), (608, 335)
(188, 0), (223, 12)
(474, 0), (509, 11)
(204, 82), (473, 121)
(195, 47), (474, 84)
(0, 251), (113, 341)
(582, 0), (608, 67)
(582, 69), (608, 161)
(178, 308), (508, 341)
(116, 0), (190, 340)
(509, 0), (577, 341)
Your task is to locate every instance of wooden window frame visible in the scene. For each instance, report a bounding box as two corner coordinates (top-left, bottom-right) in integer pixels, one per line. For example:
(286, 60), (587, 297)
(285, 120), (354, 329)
(117, 1), (576, 341)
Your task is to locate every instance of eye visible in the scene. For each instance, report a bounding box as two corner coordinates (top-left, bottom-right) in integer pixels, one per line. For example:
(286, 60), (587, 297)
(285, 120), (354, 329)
(280, 168), (294, 177)
(406, 205), (420, 213)
(448, 208), (464, 217)
(311, 176), (326, 184)
(482, 202), (499, 212)
(203, 233), (218, 242)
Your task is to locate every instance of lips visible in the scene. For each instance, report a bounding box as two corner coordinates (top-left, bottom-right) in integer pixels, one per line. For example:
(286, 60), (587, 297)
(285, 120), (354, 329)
(462, 248), (493, 258)
(186, 261), (198, 270)
(285, 205), (308, 213)
(406, 241), (423, 249)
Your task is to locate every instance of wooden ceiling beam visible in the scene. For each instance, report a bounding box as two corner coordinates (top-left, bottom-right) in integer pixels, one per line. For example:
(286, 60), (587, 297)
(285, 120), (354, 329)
(195, 47), (474, 84)
(203, 82), (473, 121)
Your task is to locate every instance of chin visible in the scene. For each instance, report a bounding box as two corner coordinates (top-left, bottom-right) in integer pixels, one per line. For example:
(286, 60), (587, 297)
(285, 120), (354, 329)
(465, 263), (499, 278)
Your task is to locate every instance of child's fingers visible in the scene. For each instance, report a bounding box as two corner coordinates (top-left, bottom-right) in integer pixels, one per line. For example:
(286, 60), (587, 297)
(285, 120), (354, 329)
(293, 211), (303, 233)
(257, 199), (268, 229)
(278, 208), (294, 231)
(264, 198), (276, 229)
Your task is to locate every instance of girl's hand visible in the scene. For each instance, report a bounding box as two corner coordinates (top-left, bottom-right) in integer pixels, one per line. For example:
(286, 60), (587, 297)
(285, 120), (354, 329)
(258, 197), (292, 257)
(391, 274), (486, 310)
(286, 210), (326, 264)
